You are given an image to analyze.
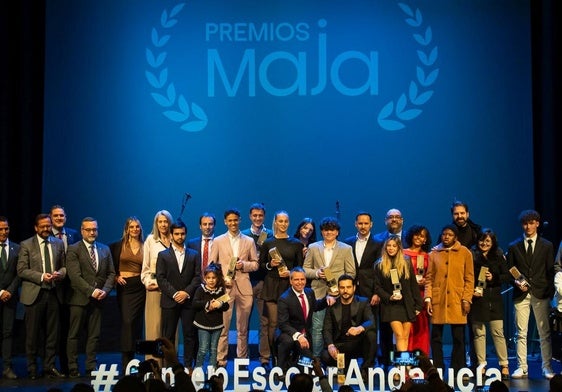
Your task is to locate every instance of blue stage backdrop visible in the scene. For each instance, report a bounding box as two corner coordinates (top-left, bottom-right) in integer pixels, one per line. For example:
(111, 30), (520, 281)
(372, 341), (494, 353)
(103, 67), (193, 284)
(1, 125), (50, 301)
(43, 0), (533, 247)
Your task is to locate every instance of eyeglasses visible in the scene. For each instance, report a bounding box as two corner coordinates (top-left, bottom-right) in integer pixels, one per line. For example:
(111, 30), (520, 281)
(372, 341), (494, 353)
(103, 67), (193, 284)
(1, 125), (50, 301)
(82, 228), (98, 232)
(386, 215), (403, 220)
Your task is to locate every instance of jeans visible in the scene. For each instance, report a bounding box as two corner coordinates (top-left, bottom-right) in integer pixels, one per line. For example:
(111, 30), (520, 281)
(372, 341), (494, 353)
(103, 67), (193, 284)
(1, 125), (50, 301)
(196, 328), (221, 368)
(311, 308), (326, 357)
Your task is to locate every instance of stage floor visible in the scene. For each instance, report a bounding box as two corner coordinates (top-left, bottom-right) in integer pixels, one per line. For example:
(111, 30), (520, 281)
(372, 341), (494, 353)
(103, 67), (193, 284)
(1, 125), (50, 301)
(0, 350), (559, 391)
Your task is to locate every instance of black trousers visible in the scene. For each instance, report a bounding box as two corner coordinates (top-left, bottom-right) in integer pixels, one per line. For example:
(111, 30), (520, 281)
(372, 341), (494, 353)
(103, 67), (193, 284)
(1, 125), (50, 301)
(431, 323), (466, 372)
(320, 328), (378, 369)
(161, 305), (196, 367)
(25, 289), (60, 372)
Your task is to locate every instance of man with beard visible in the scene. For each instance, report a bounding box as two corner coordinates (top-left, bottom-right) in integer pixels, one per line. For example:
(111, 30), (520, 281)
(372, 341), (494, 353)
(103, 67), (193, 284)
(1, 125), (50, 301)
(321, 274), (377, 380)
(451, 201), (482, 249)
(157, 220), (201, 368)
(17, 214), (66, 379)
(66, 217), (115, 377)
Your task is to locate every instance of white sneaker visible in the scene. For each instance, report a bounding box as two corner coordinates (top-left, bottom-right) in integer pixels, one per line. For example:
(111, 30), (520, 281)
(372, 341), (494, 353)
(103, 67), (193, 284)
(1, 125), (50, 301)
(511, 367), (528, 379)
(543, 368), (555, 380)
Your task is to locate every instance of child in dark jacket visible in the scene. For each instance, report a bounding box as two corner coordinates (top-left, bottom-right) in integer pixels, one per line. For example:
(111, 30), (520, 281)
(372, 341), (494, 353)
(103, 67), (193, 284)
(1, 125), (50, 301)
(193, 263), (230, 369)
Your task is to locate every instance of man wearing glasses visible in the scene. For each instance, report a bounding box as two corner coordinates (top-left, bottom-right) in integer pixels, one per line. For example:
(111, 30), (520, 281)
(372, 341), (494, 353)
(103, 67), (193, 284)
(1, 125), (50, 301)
(66, 217), (115, 378)
(17, 214), (66, 379)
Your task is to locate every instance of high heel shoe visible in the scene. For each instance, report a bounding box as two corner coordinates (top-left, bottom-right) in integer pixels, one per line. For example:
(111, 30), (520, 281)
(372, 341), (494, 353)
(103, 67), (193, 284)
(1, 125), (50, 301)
(501, 366), (510, 380)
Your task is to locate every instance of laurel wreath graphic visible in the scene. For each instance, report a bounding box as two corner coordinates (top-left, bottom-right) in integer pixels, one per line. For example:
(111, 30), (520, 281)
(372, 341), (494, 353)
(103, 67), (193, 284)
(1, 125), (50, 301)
(145, 2), (208, 132)
(377, 2), (439, 131)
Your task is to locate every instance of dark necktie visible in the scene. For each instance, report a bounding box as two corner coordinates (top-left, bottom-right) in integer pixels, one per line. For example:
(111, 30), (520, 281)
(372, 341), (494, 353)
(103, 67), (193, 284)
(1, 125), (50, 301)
(57, 232), (63, 240)
(0, 243), (7, 270)
(526, 239), (533, 260)
(202, 239), (209, 273)
(44, 240), (52, 273)
(89, 244), (97, 271)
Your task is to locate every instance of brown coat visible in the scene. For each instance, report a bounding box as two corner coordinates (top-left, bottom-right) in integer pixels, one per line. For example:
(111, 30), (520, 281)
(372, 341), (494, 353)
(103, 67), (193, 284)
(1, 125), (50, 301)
(425, 241), (474, 324)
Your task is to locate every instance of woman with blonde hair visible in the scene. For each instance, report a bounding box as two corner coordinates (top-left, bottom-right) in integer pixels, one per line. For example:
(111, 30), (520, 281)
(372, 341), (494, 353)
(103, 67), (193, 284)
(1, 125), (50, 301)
(374, 235), (423, 353)
(140, 210), (173, 361)
(110, 216), (145, 369)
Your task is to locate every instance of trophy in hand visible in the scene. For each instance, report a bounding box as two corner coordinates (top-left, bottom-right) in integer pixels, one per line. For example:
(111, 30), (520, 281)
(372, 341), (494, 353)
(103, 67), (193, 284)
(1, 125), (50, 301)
(509, 266), (530, 289)
(323, 267), (339, 296)
(415, 255), (425, 284)
(474, 266), (488, 296)
(224, 256), (237, 287)
(390, 269), (402, 300)
(269, 247), (288, 276)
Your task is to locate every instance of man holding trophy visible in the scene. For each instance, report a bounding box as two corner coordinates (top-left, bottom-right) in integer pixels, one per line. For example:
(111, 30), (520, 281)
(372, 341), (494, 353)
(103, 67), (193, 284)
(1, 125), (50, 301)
(506, 210), (555, 380)
(209, 208), (258, 368)
(303, 217), (355, 357)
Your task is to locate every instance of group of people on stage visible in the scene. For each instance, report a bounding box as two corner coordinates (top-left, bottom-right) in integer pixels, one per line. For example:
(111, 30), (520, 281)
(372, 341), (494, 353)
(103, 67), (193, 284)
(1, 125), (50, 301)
(0, 201), (561, 384)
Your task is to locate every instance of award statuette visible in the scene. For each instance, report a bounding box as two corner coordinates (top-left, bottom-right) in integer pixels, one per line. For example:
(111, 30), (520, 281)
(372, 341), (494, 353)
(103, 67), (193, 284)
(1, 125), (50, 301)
(323, 267), (339, 296)
(474, 266), (489, 295)
(509, 266), (530, 289)
(215, 293), (230, 303)
(415, 255), (425, 283)
(257, 231), (268, 246)
(390, 269), (402, 299)
(224, 256), (237, 285)
(269, 247), (288, 275)
(337, 353), (346, 384)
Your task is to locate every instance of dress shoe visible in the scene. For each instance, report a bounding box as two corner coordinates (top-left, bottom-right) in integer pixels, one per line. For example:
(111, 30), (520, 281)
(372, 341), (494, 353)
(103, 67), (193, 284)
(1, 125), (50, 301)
(46, 368), (66, 378)
(2, 367), (17, 380)
(69, 369), (81, 378)
(28, 370), (38, 380)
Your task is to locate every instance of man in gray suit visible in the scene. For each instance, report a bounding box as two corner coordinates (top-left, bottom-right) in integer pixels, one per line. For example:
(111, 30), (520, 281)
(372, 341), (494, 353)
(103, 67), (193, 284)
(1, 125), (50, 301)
(66, 217), (115, 378)
(303, 216), (355, 357)
(17, 213), (66, 379)
(0, 216), (20, 379)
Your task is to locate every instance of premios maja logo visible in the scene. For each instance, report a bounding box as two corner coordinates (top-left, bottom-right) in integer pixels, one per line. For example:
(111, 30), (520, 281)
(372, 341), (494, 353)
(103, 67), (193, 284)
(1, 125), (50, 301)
(145, 2), (438, 132)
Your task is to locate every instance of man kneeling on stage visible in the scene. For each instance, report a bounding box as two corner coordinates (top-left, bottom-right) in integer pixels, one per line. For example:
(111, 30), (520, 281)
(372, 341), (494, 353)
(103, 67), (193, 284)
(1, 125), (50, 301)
(321, 274), (377, 379)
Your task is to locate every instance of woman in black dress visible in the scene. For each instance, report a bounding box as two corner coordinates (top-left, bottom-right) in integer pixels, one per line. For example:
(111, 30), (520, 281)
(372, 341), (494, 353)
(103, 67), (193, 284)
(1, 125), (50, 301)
(260, 211), (304, 356)
(374, 235), (423, 352)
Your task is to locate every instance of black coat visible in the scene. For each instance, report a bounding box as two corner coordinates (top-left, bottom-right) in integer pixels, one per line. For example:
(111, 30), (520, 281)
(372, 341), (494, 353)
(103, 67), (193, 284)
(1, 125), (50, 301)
(470, 248), (509, 322)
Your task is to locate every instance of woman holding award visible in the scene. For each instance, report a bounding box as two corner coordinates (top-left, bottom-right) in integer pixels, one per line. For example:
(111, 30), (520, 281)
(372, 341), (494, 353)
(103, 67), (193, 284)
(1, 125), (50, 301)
(260, 211), (304, 360)
(470, 229), (510, 379)
(374, 235), (423, 353)
(403, 225), (432, 354)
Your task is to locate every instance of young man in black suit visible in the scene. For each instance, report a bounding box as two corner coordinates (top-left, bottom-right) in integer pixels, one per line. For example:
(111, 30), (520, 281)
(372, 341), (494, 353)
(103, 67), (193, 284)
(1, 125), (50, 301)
(157, 220), (201, 368)
(507, 210), (555, 380)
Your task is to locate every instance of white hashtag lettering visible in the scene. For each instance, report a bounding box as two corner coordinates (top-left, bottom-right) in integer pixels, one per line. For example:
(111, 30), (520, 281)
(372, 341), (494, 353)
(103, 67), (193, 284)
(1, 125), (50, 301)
(90, 364), (119, 392)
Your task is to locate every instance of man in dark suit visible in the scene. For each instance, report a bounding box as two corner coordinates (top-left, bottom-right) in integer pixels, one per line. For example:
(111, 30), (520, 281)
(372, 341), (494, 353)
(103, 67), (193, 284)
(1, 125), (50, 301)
(187, 212), (216, 275)
(66, 217), (115, 378)
(276, 267), (331, 374)
(0, 217), (20, 379)
(507, 209), (555, 380)
(157, 220), (201, 368)
(373, 208), (406, 367)
(49, 204), (81, 376)
(321, 274), (377, 379)
(50, 205), (81, 250)
(17, 213), (66, 379)
(344, 212), (383, 304)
